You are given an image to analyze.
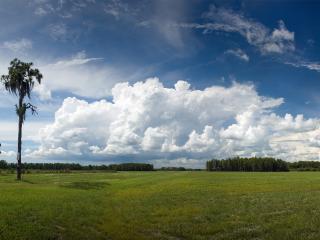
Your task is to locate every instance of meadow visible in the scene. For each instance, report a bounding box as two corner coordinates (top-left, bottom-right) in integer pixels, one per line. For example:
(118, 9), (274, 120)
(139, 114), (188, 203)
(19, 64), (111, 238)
(1, 171), (320, 240)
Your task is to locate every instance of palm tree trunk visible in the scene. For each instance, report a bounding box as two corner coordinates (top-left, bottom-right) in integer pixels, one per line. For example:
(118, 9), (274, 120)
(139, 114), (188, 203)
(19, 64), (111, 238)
(16, 98), (23, 181)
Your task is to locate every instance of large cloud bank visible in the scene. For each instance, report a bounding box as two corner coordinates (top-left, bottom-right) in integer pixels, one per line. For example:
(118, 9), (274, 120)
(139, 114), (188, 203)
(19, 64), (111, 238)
(30, 78), (320, 166)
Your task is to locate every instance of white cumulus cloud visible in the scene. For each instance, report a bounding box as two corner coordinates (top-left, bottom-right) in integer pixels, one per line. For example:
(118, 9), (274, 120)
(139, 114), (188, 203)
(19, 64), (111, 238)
(28, 78), (320, 166)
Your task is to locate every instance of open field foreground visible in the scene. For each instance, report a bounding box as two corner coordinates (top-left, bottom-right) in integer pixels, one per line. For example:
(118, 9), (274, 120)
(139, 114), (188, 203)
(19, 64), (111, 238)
(1, 171), (320, 240)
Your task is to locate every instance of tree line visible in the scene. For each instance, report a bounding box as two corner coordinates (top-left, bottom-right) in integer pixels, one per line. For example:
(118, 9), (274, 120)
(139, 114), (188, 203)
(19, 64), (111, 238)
(206, 157), (289, 172)
(108, 163), (154, 171)
(2, 159), (320, 172)
(289, 161), (320, 171)
(0, 160), (154, 171)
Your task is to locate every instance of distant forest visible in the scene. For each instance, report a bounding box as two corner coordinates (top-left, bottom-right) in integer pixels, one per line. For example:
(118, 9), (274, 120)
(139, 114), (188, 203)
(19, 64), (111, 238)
(1, 158), (320, 172)
(289, 161), (320, 171)
(206, 157), (320, 172)
(206, 157), (289, 172)
(0, 160), (153, 171)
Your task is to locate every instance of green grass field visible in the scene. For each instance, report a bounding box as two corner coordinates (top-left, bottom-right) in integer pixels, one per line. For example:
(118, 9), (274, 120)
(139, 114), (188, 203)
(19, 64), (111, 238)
(1, 171), (320, 240)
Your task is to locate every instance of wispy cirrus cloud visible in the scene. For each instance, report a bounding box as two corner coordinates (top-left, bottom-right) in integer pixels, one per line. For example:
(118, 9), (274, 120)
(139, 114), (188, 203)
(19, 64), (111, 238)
(49, 51), (103, 67)
(104, 0), (130, 20)
(177, 5), (295, 55)
(38, 50), (155, 99)
(46, 23), (68, 40)
(33, 0), (96, 17)
(285, 61), (320, 73)
(2, 38), (32, 53)
(34, 3), (54, 16)
(225, 48), (249, 62)
(139, 4), (295, 54)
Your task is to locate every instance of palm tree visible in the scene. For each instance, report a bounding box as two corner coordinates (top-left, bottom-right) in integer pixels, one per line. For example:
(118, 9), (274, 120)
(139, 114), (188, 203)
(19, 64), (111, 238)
(1, 59), (43, 180)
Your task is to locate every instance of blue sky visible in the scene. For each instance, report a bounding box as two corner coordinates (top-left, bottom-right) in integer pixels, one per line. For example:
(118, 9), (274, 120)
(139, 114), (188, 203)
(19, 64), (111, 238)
(0, 0), (320, 167)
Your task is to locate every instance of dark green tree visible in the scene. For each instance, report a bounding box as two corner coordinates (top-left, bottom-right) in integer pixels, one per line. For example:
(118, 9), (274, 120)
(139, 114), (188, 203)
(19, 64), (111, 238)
(1, 59), (43, 180)
(206, 157), (289, 172)
(0, 160), (7, 169)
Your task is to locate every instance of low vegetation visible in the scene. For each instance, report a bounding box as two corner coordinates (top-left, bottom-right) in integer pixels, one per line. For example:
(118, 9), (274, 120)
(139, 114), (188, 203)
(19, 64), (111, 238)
(2, 171), (320, 239)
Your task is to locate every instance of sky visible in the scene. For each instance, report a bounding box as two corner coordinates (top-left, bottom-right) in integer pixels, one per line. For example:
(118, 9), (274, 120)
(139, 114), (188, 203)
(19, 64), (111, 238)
(0, 0), (320, 168)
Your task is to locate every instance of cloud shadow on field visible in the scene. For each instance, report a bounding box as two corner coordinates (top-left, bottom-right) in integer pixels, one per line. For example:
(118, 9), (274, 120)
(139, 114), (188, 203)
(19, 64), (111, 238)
(61, 181), (110, 190)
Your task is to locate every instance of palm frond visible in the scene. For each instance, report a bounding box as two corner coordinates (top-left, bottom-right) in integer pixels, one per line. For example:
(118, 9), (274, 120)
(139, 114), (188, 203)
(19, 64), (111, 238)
(2, 58), (43, 122)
